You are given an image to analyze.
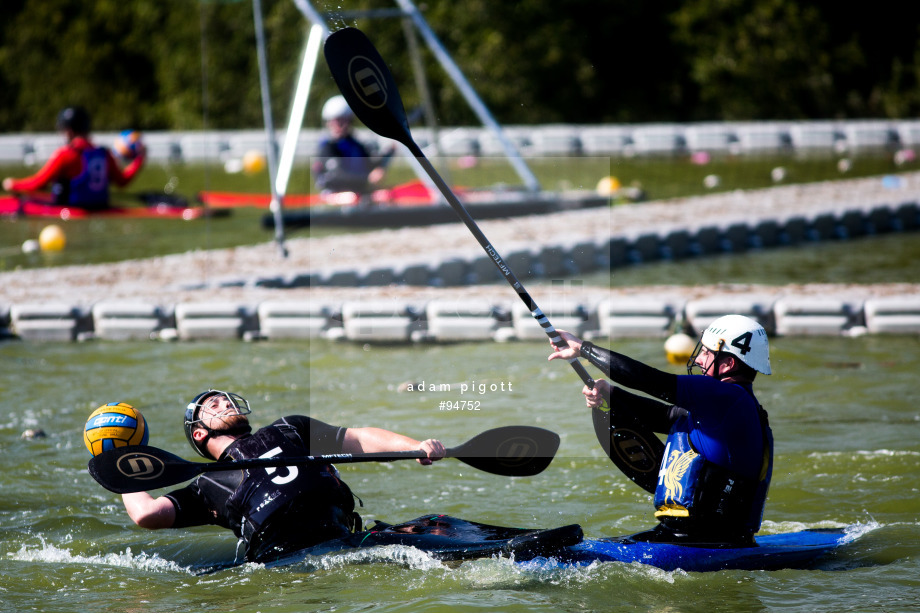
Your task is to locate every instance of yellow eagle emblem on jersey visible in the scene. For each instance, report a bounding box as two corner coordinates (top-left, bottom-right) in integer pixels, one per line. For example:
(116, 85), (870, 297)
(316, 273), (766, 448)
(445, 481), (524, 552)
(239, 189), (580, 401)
(655, 448), (699, 517)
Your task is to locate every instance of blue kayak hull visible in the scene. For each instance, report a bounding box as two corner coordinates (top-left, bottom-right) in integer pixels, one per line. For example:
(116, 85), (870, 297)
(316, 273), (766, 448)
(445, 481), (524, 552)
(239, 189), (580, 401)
(532, 528), (855, 572)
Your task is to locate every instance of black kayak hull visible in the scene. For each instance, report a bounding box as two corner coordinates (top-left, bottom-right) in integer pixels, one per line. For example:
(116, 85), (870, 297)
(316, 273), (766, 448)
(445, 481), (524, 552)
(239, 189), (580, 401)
(268, 514), (583, 565)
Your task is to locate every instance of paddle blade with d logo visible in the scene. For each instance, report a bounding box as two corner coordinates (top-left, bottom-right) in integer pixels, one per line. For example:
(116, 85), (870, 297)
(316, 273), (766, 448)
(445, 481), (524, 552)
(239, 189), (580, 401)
(449, 426), (560, 477)
(324, 27), (418, 154)
(88, 445), (203, 494)
(592, 406), (664, 494)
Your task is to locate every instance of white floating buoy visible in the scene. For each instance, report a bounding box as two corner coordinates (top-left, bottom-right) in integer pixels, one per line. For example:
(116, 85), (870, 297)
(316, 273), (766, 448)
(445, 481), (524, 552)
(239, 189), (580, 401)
(223, 158), (244, 174)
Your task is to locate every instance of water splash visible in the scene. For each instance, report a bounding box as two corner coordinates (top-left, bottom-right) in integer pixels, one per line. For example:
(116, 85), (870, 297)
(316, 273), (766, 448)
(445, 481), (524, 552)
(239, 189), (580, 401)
(8, 538), (188, 574)
(285, 544), (449, 572)
(844, 521), (882, 541)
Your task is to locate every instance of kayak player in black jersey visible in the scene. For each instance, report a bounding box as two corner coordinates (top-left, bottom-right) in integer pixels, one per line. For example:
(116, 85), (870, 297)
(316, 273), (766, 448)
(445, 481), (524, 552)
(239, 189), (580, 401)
(548, 315), (773, 546)
(119, 390), (445, 563)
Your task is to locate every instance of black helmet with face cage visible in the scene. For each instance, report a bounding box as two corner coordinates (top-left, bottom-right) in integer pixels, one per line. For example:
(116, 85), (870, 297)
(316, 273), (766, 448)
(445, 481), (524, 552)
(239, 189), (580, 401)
(183, 390), (251, 458)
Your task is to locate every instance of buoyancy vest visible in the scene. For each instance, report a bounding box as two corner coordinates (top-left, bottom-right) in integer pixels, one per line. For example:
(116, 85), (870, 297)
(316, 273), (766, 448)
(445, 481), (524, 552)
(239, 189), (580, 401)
(653, 409), (773, 538)
(220, 423), (359, 561)
(330, 137), (370, 172)
(315, 137), (375, 193)
(53, 146), (110, 206)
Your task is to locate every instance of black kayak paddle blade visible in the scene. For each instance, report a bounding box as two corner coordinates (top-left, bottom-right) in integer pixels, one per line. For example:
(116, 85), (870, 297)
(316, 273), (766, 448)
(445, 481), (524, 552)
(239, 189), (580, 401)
(592, 405), (664, 494)
(324, 27), (418, 154)
(449, 425), (560, 477)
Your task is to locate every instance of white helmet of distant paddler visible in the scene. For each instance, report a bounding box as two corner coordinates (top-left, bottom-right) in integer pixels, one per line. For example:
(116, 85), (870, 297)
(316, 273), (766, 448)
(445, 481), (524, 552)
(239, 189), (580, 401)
(692, 314), (772, 375)
(322, 95), (354, 122)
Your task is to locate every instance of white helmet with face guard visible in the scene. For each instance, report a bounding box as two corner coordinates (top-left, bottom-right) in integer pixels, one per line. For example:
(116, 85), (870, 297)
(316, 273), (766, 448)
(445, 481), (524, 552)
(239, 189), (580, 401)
(689, 314), (772, 375)
(322, 95), (354, 122)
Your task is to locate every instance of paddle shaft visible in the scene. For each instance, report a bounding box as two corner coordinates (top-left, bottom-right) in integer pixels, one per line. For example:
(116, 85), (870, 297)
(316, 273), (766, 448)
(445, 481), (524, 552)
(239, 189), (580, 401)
(96, 450), (441, 495)
(89, 425), (560, 493)
(190, 448), (436, 474)
(359, 26), (658, 492)
(410, 150), (595, 388)
(181, 436), (554, 477)
(323, 27), (594, 388)
(322, 29), (658, 495)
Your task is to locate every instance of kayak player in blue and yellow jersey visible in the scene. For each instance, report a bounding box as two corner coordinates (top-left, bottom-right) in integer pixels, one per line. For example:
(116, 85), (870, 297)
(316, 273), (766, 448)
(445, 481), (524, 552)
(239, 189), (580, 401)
(548, 315), (773, 546)
(118, 390), (445, 564)
(2, 106), (146, 210)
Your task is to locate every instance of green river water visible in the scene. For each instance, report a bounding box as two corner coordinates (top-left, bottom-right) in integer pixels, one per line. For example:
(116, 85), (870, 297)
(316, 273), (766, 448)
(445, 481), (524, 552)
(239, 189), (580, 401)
(2, 228), (920, 612)
(1, 328), (919, 612)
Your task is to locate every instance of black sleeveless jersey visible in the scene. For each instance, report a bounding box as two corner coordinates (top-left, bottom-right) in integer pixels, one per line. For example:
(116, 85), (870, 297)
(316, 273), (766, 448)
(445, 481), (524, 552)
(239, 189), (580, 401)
(165, 416), (358, 561)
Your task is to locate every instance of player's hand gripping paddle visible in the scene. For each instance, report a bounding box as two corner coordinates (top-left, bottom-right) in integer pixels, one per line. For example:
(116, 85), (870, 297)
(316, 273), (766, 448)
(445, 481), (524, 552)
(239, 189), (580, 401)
(323, 26), (595, 389)
(88, 425), (560, 494)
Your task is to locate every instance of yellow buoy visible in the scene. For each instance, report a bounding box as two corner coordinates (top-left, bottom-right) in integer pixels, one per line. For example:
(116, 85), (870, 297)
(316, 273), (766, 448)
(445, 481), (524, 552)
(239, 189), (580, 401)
(596, 176), (621, 197)
(242, 150), (267, 175)
(664, 333), (696, 366)
(38, 224), (66, 252)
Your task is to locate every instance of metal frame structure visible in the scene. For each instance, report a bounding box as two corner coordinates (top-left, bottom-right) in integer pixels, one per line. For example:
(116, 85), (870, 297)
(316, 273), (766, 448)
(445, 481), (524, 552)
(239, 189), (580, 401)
(254, 0), (542, 255)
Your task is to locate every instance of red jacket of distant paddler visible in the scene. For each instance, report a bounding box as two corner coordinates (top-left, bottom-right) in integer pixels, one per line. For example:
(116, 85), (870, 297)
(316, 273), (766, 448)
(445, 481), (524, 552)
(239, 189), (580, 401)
(5, 136), (145, 205)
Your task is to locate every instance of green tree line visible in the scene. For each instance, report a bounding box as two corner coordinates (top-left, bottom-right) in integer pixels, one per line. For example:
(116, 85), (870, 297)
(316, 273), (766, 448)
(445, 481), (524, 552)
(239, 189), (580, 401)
(1, 0), (919, 133)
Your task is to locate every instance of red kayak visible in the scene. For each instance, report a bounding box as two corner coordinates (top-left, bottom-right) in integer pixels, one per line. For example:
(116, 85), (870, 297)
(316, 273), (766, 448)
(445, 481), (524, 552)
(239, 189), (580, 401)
(0, 193), (220, 220)
(199, 179), (461, 209)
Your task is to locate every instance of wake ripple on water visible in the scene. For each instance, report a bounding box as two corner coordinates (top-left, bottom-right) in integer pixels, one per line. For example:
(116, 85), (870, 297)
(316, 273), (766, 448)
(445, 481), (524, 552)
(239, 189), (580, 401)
(759, 518), (881, 536)
(807, 449), (920, 460)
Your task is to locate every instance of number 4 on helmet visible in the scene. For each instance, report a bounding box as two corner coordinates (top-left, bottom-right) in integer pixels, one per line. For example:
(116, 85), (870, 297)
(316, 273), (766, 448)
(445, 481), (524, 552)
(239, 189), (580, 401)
(692, 315), (772, 375)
